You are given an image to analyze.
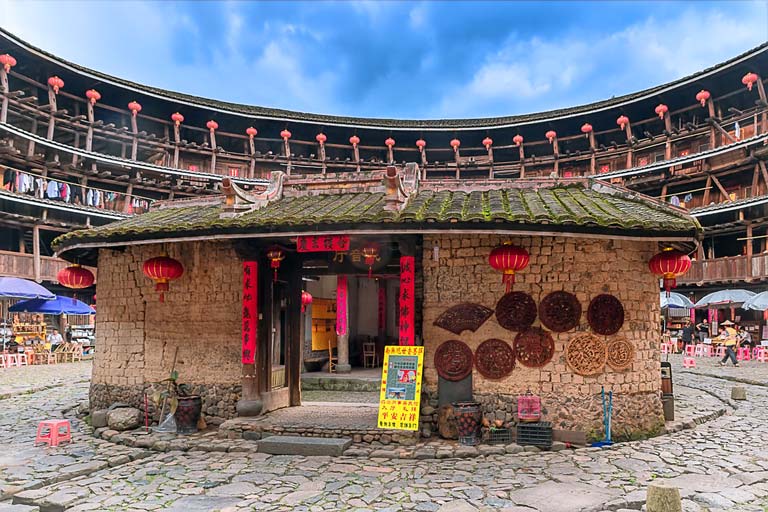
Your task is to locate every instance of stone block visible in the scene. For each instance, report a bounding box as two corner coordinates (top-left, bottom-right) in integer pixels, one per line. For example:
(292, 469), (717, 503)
(731, 386), (747, 400)
(256, 435), (351, 456)
(646, 482), (682, 512)
(91, 409), (108, 428)
(106, 407), (141, 431)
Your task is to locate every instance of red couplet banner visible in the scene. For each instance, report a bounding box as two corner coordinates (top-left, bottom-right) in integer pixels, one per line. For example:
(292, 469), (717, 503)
(399, 256), (415, 346)
(241, 262), (258, 364)
(296, 235), (350, 253)
(336, 275), (348, 336)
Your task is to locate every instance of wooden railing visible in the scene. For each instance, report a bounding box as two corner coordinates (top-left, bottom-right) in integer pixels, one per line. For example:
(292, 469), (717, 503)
(679, 254), (768, 285)
(0, 250), (96, 283)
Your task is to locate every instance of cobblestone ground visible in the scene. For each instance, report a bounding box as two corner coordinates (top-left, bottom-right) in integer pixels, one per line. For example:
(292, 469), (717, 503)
(3, 360), (768, 511)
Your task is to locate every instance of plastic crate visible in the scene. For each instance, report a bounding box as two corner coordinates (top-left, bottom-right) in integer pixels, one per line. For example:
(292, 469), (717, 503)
(458, 435), (479, 446)
(488, 428), (512, 445)
(516, 421), (552, 448)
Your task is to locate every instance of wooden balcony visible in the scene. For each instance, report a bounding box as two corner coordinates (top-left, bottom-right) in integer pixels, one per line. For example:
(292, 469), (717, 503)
(678, 254), (768, 285)
(0, 250), (96, 283)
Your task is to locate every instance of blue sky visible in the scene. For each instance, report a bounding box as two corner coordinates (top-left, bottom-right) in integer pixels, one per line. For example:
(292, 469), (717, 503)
(2, 1), (767, 119)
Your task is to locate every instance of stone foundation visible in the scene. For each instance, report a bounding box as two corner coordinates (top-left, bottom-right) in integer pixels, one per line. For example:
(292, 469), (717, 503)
(90, 382), (241, 426)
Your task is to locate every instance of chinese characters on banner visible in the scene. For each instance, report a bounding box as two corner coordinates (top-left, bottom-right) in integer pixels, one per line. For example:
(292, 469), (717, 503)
(377, 345), (424, 431)
(336, 275), (348, 336)
(296, 235), (350, 253)
(241, 262), (258, 364)
(378, 285), (386, 332)
(399, 256), (415, 346)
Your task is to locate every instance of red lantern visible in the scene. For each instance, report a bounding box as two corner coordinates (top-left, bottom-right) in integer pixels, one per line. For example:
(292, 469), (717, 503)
(450, 138), (460, 150)
(171, 112), (184, 126)
(142, 254), (184, 303)
(545, 130), (556, 143)
(416, 138), (427, 150)
(128, 101), (142, 116)
(616, 115), (629, 130)
(513, 134), (524, 146)
(57, 264), (95, 304)
(488, 242), (530, 292)
(85, 89), (101, 105)
(581, 123), (593, 135)
(696, 90), (710, 107)
(362, 246), (379, 278)
(482, 136), (493, 149)
(281, 129), (292, 140)
(301, 291), (313, 312)
(316, 133), (327, 145)
(0, 54), (16, 72)
(47, 76), (64, 94)
(655, 103), (668, 119)
(349, 135), (360, 146)
(649, 248), (691, 297)
(246, 126), (258, 138)
(385, 137), (395, 148)
(743, 72), (759, 91)
(206, 120), (218, 132)
(266, 247), (284, 282)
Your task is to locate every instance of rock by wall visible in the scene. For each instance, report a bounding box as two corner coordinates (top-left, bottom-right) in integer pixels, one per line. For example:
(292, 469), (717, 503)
(421, 234), (664, 439)
(90, 241), (242, 422)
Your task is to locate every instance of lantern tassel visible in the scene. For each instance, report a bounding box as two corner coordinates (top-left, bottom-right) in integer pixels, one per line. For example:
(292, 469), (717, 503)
(503, 273), (515, 293)
(368, 267), (373, 279)
(159, 292), (165, 303)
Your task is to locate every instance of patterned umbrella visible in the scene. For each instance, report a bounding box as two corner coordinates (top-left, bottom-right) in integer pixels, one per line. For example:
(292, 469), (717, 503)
(660, 292), (694, 309)
(693, 289), (756, 309)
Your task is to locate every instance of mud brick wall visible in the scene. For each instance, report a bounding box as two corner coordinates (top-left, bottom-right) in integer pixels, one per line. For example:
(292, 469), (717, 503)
(421, 234), (664, 440)
(90, 241), (243, 422)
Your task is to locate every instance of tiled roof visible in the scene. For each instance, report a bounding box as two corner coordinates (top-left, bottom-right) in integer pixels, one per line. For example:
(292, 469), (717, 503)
(52, 183), (700, 252)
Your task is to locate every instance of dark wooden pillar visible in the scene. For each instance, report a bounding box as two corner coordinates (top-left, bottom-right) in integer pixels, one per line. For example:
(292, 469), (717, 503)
(285, 256), (302, 406)
(259, 264), (274, 395)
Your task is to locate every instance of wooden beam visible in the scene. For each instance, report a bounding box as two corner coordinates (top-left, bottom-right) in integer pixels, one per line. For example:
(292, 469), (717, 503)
(710, 119), (737, 144)
(703, 175), (712, 204)
(0, 68), (8, 124)
(746, 222), (754, 280)
(760, 160), (768, 192)
(285, 258), (302, 406)
(46, 87), (57, 141)
(32, 224), (40, 283)
(709, 174), (729, 201)
(752, 163), (760, 196)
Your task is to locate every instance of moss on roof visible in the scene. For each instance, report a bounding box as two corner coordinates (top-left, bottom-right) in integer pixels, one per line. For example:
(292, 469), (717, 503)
(52, 184), (700, 252)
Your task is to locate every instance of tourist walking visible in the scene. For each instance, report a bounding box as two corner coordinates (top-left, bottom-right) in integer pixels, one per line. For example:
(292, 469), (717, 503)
(681, 321), (695, 351)
(718, 325), (740, 367)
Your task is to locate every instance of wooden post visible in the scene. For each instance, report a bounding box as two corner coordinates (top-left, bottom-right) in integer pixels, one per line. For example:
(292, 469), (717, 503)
(237, 259), (262, 417)
(172, 124), (180, 168)
(261, 270), (274, 394)
(588, 131), (596, 174)
(248, 136), (256, 178)
(26, 119), (37, 157)
(624, 123), (633, 169)
(746, 222), (754, 280)
(552, 136), (559, 176)
(760, 161), (768, 193)
(756, 76), (767, 134)
(286, 259), (302, 406)
(752, 164), (760, 196)
(319, 141), (327, 175)
(707, 97), (718, 149)
(209, 128), (217, 173)
(420, 147), (427, 169)
(703, 175), (712, 205)
(518, 143), (525, 178)
(32, 225), (40, 283)
(130, 113), (139, 160)
(283, 138), (292, 175)
(710, 174), (729, 202)
(0, 67), (8, 124)
(387, 145), (394, 165)
(454, 146), (461, 179)
(353, 143), (360, 172)
(124, 184), (134, 213)
(46, 86), (57, 141)
(487, 144), (494, 178)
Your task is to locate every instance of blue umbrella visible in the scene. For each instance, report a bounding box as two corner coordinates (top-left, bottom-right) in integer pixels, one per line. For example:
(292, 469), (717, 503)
(693, 289), (756, 309)
(660, 292), (694, 309)
(742, 291), (768, 311)
(10, 295), (95, 315)
(0, 277), (55, 300)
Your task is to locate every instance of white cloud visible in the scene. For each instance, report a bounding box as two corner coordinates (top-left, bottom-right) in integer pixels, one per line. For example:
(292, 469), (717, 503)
(409, 4), (428, 30)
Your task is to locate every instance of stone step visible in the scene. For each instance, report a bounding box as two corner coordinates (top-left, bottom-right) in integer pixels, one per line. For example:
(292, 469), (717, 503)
(256, 435), (351, 456)
(0, 504), (40, 512)
(300, 376), (379, 392)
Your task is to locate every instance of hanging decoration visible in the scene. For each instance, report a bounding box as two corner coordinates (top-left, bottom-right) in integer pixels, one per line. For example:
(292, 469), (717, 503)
(349, 135), (360, 146)
(57, 264), (95, 303)
(655, 104), (668, 119)
(587, 294), (625, 335)
(433, 303), (494, 335)
(514, 327), (555, 368)
(580, 123), (593, 136)
(513, 134), (524, 146)
(128, 101), (142, 116)
(434, 339), (473, 382)
(362, 246), (379, 277)
(398, 256), (415, 346)
(171, 112), (184, 126)
(266, 247), (284, 282)
(47, 76), (64, 94)
(649, 248), (692, 297)
(206, 120), (219, 132)
(316, 133), (327, 145)
(416, 139), (427, 150)
(301, 290), (313, 313)
(606, 337), (635, 371)
(483, 137), (493, 149)
(545, 130), (556, 143)
(142, 253), (184, 303)
(616, 115), (629, 130)
(85, 89), (101, 105)
(246, 127), (258, 139)
(385, 137), (395, 148)
(241, 262), (258, 364)
(538, 290), (582, 332)
(488, 242), (529, 292)
(475, 338), (515, 379)
(450, 138), (461, 150)
(696, 90), (710, 107)
(742, 72), (759, 91)
(0, 54), (16, 72)
(336, 275), (348, 336)
(566, 333), (607, 376)
(296, 235), (350, 252)
(281, 129), (292, 140)
(496, 291), (537, 332)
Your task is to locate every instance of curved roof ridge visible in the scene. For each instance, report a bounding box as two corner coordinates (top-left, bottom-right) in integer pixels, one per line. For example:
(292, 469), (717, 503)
(1, 28), (766, 130)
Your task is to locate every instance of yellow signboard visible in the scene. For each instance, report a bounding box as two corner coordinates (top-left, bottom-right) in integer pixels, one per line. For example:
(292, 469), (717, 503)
(377, 345), (424, 431)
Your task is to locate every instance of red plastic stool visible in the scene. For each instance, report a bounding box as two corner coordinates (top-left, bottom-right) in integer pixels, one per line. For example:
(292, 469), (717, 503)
(35, 419), (72, 447)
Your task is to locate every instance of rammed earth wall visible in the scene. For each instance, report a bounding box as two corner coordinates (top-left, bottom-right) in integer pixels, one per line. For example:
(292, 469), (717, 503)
(421, 234), (665, 440)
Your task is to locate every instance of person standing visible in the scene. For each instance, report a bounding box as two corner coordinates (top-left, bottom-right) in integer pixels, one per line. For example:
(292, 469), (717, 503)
(718, 325), (740, 367)
(47, 329), (63, 351)
(696, 318), (710, 343)
(681, 321), (695, 351)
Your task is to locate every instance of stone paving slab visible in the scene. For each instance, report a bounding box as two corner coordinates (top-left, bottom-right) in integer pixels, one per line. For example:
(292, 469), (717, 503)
(257, 435), (352, 456)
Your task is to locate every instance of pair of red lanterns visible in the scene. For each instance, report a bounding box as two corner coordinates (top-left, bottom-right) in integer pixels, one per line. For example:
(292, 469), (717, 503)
(488, 243), (691, 295)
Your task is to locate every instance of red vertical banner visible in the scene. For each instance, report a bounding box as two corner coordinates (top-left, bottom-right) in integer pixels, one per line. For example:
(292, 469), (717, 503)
(241, 262), (258, 364)
(336, 275), (348, 336)
(399, 256), (415, 346)
(378, 285), (387, 332)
